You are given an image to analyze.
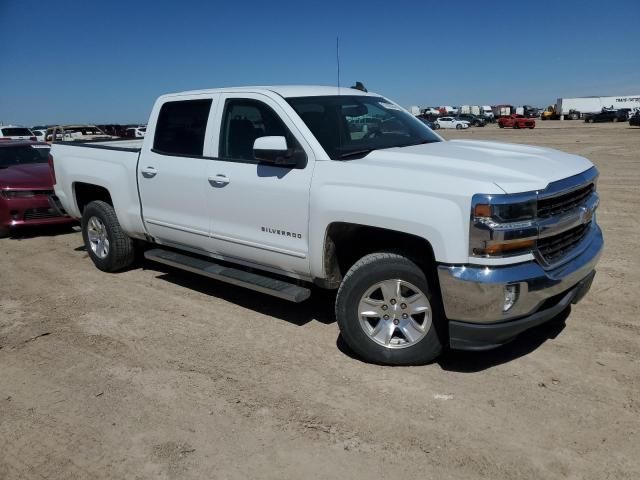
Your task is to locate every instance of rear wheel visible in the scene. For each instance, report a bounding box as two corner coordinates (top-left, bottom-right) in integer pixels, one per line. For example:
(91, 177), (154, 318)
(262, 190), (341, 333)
(588, 118), (594, 123)
(81, 200), (135, 272)
(336, 252), (443, 365)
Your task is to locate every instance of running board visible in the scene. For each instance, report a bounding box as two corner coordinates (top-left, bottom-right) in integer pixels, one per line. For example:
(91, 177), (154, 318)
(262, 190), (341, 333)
(144, 248), (311, 303)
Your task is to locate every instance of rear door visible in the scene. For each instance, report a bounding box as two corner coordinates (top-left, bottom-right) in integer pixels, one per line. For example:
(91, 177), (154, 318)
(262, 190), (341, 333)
(138, 94), (220, 252)
(203, 92), (315, 277)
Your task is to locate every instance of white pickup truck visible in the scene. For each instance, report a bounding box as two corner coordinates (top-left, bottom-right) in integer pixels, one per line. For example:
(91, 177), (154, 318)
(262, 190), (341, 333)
(50, 86), (603, 365)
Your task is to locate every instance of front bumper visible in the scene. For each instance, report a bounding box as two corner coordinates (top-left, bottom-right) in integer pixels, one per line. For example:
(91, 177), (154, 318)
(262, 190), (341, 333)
(437, 224), (603, 350)
(0, 194), (75, 231)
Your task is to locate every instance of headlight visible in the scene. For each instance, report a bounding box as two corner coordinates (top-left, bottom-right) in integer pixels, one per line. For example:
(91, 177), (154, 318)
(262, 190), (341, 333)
(1, 190), (36, 199)
(470, 193), (538, 257)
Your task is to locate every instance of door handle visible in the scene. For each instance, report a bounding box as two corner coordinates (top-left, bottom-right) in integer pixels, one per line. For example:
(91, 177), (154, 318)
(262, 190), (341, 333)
(141, 166), (158, 178)
(208, 174), (230, 186)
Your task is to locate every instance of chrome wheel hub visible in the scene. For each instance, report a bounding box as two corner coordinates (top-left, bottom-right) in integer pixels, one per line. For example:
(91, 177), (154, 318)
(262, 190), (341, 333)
(87, 216), (109, 259)
(358, 279), (431, 349)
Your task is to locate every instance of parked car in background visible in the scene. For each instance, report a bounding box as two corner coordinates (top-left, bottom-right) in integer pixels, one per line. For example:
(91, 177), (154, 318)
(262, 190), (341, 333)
(630, 112), (640, 127)
(455, 114), (486, 127)
(32, 129), (47, 142)
(0, 141), (75, 237)
(45, 125), (113, 142)
(418, 118), (440, 130)
(97, 124), (128, 137)
(126, 126), (147, 138)
(498, 114), (535, 129)
(421, 107), (440, 116)
(436, 117), (469, 129)
(584, 109), (627, 123)
(0, 126), (36, 141)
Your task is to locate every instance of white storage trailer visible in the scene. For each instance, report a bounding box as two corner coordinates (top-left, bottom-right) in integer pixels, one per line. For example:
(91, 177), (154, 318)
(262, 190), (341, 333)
(558, 95), (640, 117)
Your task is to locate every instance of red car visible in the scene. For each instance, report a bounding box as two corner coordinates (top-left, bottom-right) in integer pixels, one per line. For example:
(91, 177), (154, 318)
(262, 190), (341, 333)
(0, 141), (75, 237)
(498, 114), (535, 129)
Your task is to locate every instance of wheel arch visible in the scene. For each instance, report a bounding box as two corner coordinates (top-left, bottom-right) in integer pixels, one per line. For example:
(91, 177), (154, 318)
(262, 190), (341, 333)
(73, 182), (113, 213)
(317, 222), (440, 292)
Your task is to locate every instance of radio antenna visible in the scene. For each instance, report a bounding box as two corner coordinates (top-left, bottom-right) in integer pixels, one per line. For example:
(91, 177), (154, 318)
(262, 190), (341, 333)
(336, 35), (341, 94)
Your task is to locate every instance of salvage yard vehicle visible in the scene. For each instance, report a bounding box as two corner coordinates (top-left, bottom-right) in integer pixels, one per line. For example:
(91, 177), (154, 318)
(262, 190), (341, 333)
(436, 116), (469, 129)
(0, 125), (37, 141)
(50, 86), (603, 365)
(630, 112), (640, 127)
(0, 141), (75, 237)
(45, 125), (113, 142)
(584, 109), (627, 123)
(498, 114), (535, 129)
(455, 114), (486, 127)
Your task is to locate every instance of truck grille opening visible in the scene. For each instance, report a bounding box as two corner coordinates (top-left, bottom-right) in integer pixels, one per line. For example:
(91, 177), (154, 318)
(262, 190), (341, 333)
(23, 207), (62, 221)
(537, 222), (591, 265)
(537, 184), (594, 218)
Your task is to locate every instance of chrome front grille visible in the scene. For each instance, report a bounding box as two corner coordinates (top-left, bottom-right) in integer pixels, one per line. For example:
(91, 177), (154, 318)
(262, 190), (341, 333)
(537, 222), (591, 265)
(537, 183), (594, 217)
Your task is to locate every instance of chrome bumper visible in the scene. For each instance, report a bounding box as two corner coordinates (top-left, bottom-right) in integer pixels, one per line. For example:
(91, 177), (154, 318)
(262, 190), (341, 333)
(437, 224), (603, 323)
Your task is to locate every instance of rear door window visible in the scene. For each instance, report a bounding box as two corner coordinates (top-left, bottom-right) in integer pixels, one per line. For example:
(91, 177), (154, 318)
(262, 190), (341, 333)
(153, 99), (212, 156)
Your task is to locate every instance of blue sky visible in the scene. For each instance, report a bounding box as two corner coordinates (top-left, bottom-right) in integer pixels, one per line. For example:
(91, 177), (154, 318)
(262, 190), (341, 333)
(1, 0), (638, 125)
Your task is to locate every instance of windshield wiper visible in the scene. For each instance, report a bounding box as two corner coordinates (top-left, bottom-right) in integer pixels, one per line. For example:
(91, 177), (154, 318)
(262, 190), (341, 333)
(339, 148), (377, 159)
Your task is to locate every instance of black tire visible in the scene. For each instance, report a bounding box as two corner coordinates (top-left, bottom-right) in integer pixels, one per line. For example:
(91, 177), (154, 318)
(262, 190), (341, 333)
(0, 226), (9, 239)
(612, 117), (618, 123)
(587, 118), (594, 123)
(456, 124), (463, 130)
(499, 124), (504, 128)
(433, 123), (440, 130)
(81, 200), (135, 272)
(335, 252), (444, 366)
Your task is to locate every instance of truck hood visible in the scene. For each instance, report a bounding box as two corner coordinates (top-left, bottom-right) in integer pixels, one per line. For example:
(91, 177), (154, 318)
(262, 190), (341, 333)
(0, 163), (53, 189)
(363, 139), (593, 193)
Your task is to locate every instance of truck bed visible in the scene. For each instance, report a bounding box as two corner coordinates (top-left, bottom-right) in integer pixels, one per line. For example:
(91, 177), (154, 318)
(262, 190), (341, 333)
(50, 139), (146, 236)
(54, 138), (144, 152)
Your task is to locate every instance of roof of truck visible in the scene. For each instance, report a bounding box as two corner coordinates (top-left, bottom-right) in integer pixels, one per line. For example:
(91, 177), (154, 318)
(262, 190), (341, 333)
(161, 85), (378, 99)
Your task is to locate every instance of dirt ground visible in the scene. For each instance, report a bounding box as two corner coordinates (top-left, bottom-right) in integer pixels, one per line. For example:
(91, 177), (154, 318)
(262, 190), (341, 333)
(1, 121), (639, 479)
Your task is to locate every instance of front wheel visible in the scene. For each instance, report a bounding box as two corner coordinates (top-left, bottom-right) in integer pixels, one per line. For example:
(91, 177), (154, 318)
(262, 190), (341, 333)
(81, 200), (136, 272)
(336, 252), (443, 365)
(456, 124), (463, 130)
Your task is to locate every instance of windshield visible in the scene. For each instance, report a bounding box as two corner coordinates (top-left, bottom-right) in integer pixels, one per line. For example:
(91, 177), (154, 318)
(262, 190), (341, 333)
(286, 95), (441, 159)
(0, 145), (49, 168)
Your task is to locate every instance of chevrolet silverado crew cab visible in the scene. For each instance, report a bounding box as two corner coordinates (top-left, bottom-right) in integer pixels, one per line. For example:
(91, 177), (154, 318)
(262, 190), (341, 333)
(50, 86), (603, 365)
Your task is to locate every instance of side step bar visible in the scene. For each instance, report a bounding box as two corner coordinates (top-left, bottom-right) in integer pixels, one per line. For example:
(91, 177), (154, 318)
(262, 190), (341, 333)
(144, 248), (311, 303)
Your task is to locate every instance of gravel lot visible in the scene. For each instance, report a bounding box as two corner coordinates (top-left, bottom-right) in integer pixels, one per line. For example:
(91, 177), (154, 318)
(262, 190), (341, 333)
(1, 121), (639, 479)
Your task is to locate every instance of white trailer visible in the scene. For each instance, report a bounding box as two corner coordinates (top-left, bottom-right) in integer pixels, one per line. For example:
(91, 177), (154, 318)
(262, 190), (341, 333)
(558, 95), (640, 117)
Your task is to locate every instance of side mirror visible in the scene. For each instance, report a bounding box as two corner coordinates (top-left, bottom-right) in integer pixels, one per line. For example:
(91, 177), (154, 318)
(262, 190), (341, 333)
(253, 136), (297, 167)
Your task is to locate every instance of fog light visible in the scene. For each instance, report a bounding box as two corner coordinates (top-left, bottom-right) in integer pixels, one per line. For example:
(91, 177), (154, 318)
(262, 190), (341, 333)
(503, 285), (519, 312)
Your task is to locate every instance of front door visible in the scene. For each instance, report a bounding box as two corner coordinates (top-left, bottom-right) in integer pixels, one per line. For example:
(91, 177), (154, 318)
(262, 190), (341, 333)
(204, 93), (315, 277)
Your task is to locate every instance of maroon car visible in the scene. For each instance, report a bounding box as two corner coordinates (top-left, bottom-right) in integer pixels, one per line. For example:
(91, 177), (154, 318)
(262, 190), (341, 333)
(0, 141), (75, 237)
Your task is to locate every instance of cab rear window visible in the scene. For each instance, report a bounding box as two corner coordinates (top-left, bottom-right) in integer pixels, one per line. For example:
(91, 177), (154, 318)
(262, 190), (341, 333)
(153, 99), (212, 156)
